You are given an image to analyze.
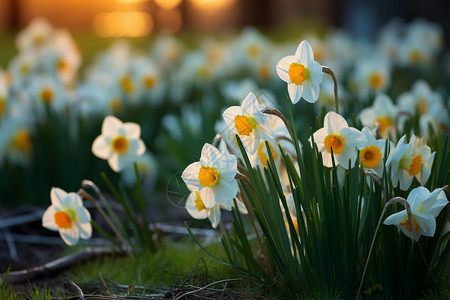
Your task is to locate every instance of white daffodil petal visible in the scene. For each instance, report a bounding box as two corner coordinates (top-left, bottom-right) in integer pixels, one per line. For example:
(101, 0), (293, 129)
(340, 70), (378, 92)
(51, 187), (67, 208)
(108, 154), (120, 172)
(182, 162), (203, 190)
(200, 143), (222, 167)
(60, 227), (79, 246)
(42, 206), (59, 231)
(276, 55), (296, 83)
(295, 40), (314, 65)
(92, 136), (112, 159)
(78, 222), (92, 239)
(383, 210), (407, 226)
(76, 206), (91, 224)
(288, 83), (301, 104)
(325, 112), (348, 133)
(208, 205), (221, 228)
(124, 122), (141, 139)
(102, 115), (122, 136)
(201, 187), (216, 208)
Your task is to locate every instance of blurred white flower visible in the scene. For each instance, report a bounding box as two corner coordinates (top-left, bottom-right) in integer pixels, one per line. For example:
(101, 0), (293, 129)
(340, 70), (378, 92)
(350, 55), (391, 100)
(42, 187), (92, 246)
(16, 18), (54, 52)
(276, 40), (323, 104)
(359, 93), (398, 140)
(92, 115), (146, 172)
(383, 186), (448, 241)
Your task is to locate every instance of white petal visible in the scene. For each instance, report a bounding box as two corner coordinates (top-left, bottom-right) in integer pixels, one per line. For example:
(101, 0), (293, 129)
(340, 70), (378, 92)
(337, 148), (356, 169)
(276, 55), (296, 83)
(181, 161), (203, 190)
(200, 187), (217, 208)
(208, 205), (221, 228)
(51, 187), (67, 208)
(92, 136), (112, 159)
(102, 115), (122, 136)
(185, 192), (208, 219)
(312, 128), (328, 149)
(241, 133), (259, 154)
(216, 178), (238, 201)
(309, 61), (323, 85)
(398, 171), (414, 191)
(218, 154), (237, 181)
(77, 222), (92, 239)
(288, 83), (301, 104)
(107, 154), (120, 172)
(137, 139), (146, 156)
(301, 80), (317, 103)
(414, 212), (436, 237)
(76, 207), (91, 223)
(60, 227), (80, 246)
(222, 106), (242, 130)
(321, 150), (334, 168)
(324, 112), (348, 134)
(200, 143), (222, 166)
(340, 127), (367, 149)
(425, 188), (449, 217)
(295, 40), (314, 65)
(241, 92), (259, 114)
(124, 122), (141, 139)
(42, 206), (59, 231)
(383, 210), (406, 226)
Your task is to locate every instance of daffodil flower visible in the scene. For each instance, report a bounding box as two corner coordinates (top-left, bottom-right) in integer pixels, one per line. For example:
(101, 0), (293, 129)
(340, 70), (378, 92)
(92, 115), (146, 172)
(42, 187), (92, 246)
(383, 186), (448, 241)
(182, 143), (238, 209)
(360, 127), (394, 177)
(222, 92), (273, 154)
(385, 134), (435, 190)
(185, 190), (222, 228)
(358, 94), (398, 140)
(312, 111), (367, 169)
(276, 40), (323, 104)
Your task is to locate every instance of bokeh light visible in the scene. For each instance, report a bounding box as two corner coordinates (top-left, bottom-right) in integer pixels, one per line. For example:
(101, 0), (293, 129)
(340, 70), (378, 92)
(154, 0), (182, 10)
(156, 9), (182, 34)
(93, 11), (153, 37)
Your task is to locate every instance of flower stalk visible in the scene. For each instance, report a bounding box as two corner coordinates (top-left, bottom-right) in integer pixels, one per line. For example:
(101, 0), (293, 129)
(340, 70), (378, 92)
(322, 66), (339, 114)
(79, 180), (130, 254)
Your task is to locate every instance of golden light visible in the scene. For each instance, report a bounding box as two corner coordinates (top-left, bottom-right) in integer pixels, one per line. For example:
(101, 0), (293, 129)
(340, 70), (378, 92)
(154, 0), (182, 10)
(189, 0), (235, 9)
(93, 11), (153, 37)
(117, 0), (148, 3)
(156, 9), (182, 34)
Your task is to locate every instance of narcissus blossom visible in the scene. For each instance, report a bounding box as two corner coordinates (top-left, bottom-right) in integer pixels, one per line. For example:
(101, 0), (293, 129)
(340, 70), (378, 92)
(312, 112), (367, 169)
(182, 143), (238, 209)
(360, 127), (394, 177)
(222, 92), (273, 154)
(276, 40), (323, 104)
(358, 93), (398, 140)
(385, 134), (435, 190)
(383, 186), (448, 241)
(185, 189), (247, 229)
(42, 187), (92, 246)
(92, 115), (146, 172)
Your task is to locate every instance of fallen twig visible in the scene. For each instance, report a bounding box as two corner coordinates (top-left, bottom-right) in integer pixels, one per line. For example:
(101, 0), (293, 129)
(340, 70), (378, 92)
(0, 247), (118, 284)
(173, 278), (243, 300)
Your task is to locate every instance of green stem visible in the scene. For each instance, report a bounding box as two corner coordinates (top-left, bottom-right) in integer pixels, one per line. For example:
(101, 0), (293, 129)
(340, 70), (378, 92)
(322, 67), (339, 114)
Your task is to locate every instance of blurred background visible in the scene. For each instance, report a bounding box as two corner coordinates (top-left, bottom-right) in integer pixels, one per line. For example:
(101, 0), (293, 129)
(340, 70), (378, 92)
(0, 0), (448, 44)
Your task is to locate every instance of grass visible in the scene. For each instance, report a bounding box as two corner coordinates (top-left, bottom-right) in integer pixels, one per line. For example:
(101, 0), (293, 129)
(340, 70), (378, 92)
(0, 236), (271, 299)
